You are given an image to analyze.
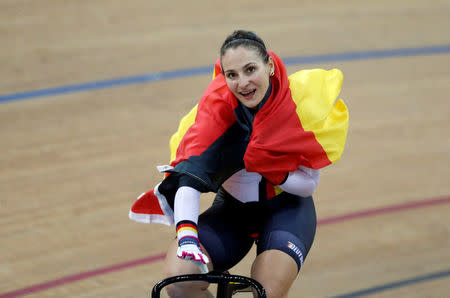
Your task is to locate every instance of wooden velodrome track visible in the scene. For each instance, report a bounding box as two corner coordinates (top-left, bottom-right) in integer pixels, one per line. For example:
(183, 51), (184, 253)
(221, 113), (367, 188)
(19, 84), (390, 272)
(1, 1), (449, 297)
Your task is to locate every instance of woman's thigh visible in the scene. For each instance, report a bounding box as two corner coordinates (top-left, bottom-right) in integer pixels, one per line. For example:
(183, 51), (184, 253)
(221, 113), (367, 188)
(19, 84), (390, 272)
(251, 194), (317, 296)
(257, 193), (317, 272)
(198, 189), (255, 272)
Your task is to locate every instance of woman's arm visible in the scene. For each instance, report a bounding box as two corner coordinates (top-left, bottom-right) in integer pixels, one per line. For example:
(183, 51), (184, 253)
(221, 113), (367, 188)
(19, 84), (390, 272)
(173, 185), (209, 272)
(174, 186), (200, 224)
(278, 166), (320, 197)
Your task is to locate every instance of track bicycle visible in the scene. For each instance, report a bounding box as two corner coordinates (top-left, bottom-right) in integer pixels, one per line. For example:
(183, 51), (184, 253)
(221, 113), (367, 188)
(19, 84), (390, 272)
(151, 270), (266, 297)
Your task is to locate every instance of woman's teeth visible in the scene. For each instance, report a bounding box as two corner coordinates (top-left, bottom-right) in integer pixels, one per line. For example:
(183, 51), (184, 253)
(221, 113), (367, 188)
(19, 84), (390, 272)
(240, 89), (256, 97)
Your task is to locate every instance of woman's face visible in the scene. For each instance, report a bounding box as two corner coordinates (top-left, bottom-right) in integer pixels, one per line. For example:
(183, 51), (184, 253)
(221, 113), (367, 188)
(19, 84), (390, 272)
(221, 46), (274, 109)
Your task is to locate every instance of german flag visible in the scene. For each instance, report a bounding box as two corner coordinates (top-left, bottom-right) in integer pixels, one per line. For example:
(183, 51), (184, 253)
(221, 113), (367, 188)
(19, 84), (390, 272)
(168, 51), (348, 185)
(129, 51), (349, 225)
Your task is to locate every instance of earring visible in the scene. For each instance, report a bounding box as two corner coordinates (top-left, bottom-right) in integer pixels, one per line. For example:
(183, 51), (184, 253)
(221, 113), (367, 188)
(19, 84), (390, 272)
(270, 70), (274, 76)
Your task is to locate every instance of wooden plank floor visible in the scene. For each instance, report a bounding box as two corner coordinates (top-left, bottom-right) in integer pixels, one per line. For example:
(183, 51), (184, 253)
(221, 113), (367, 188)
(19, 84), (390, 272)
(1, 1), (449, 297)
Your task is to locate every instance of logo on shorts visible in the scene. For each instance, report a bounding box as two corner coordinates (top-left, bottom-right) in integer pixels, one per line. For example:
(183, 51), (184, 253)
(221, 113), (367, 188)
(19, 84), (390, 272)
(287, 241), (304, 266)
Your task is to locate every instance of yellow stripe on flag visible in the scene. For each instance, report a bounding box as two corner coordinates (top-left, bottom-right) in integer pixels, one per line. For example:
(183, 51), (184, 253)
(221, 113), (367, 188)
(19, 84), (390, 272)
(288, 69), (349, 164)
(169, 105), (198, 162)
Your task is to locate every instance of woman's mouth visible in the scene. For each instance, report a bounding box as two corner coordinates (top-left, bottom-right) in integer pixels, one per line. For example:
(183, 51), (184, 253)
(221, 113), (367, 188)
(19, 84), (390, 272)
(239, 89), (256, 100)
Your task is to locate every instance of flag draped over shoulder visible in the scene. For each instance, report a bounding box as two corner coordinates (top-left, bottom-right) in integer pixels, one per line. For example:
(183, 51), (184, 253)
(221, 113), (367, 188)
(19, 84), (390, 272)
(168, 51), (348, 185)
(129, 51), (349, 225)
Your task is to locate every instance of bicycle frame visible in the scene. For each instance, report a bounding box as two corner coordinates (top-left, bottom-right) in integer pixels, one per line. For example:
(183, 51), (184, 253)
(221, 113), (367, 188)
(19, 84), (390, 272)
(151, 271), (266, 298)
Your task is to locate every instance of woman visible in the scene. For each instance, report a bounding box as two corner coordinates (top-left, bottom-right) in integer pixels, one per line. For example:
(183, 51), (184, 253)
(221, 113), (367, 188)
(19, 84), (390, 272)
(130, 30), (349, 297)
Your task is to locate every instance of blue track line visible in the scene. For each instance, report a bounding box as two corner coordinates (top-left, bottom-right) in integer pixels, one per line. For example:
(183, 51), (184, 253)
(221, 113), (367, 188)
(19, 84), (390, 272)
(1, 44), (450, 103)
(331, 269), (450, 298)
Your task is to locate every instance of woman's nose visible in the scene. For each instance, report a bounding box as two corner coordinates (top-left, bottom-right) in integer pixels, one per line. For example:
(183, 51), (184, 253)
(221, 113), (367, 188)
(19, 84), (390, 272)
(237, 75), (249, 89)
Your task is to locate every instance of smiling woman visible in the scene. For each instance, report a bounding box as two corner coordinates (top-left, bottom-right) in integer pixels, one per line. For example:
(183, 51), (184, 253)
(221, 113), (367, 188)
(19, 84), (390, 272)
(221, 46), (273, 109)
(220, 31), (274, 109)
(222, 47), (274, 108)
(2, 1), (450, 297)
(129, 29), (348, 298)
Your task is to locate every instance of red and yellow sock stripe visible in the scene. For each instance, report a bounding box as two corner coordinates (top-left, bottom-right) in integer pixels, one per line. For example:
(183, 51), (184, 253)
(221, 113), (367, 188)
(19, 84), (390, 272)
(176, 220), (198, 240)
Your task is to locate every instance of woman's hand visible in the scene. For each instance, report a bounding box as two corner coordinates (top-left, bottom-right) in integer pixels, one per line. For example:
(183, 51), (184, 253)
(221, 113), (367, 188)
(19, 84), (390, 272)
(176, 218), (209, 273)
(177, 236), (210, 273)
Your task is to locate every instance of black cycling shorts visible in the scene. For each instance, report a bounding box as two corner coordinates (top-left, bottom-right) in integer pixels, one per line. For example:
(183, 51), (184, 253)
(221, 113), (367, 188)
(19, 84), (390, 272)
(198, 187), (317, 272)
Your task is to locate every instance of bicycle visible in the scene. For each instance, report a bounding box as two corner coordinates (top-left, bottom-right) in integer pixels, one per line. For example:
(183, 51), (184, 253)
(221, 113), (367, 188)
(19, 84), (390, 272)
(151, 270), (266, 297)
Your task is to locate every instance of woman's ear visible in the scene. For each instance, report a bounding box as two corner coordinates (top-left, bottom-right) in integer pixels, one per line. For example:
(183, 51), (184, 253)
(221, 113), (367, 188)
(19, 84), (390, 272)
(268, 57), (275, 76)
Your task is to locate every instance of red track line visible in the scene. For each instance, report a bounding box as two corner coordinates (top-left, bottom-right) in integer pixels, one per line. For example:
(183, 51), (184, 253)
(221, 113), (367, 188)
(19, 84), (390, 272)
(1, 196), (449, 298)
(317, 196), (450, 225)
(0, 254), (165, 298)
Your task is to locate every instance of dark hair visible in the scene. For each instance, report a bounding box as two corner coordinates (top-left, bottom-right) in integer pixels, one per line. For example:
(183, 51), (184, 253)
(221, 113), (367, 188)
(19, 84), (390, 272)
(220, 30), (270, 64)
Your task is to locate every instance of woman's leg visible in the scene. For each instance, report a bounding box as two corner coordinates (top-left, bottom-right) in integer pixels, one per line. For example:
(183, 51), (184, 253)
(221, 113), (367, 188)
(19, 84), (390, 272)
(252, 194), (317, 298)
(164, 239), (214, 298)
(163, 188), (254, 297)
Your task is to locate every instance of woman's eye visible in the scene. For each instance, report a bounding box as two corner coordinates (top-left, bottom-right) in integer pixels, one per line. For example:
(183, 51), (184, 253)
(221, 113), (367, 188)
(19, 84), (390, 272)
(227, 73), (236, 79)
(247, 66), (256, 73)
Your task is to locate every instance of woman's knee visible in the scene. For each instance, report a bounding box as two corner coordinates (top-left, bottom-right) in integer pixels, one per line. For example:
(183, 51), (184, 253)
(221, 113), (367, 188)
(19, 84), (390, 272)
(164, 280), (211, 298)
(251, 250), (299, 298)
(163, 239), (214, 297)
